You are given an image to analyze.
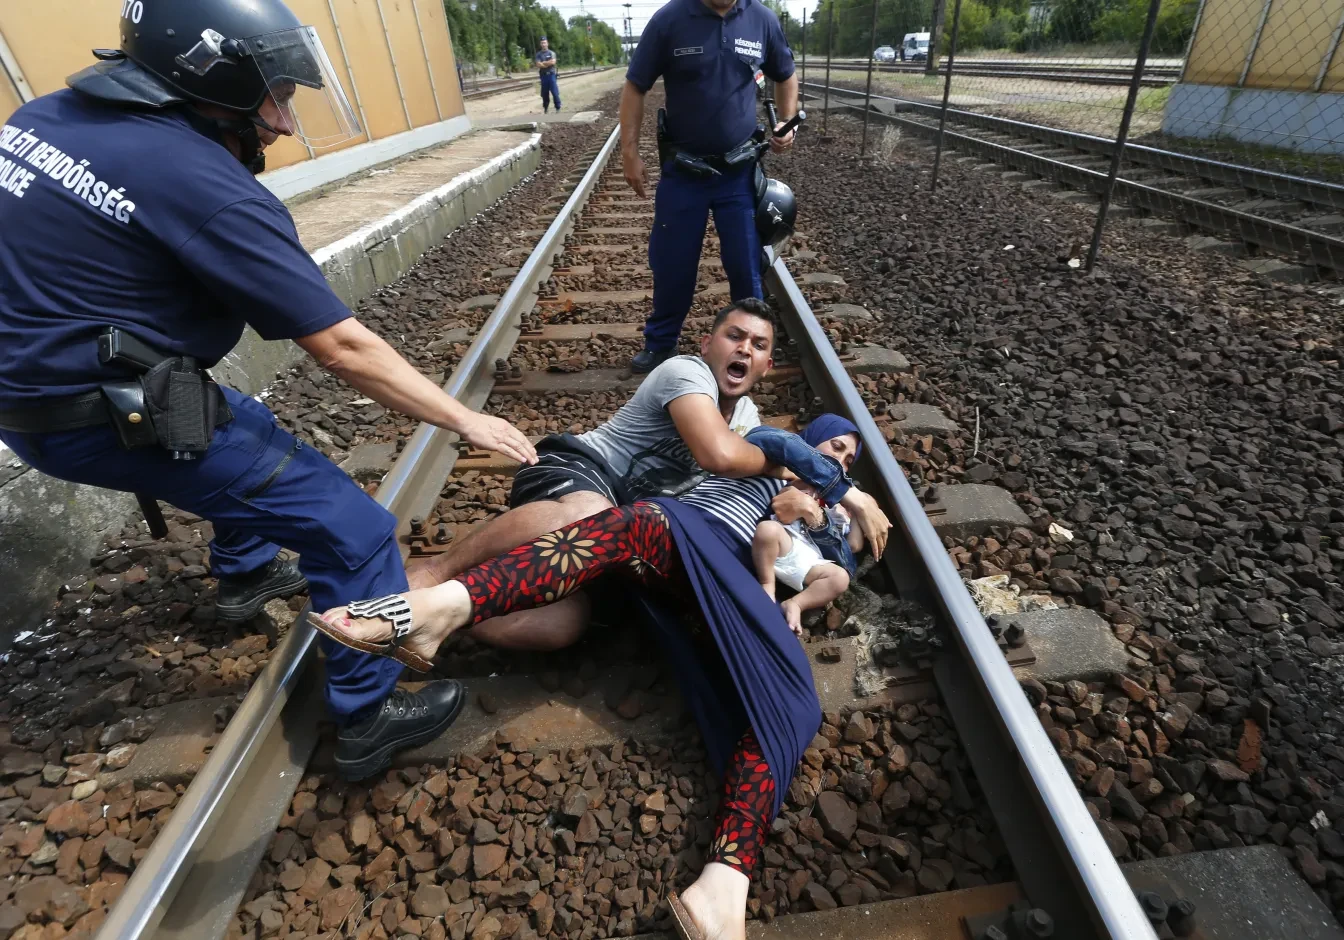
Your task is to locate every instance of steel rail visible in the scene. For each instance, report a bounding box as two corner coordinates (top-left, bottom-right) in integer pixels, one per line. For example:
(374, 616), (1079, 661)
(96, 124), (623, 940)
(462, 66), (619, 100)
(843, 105), (1344, 270)
(820, 61), (1178, 86)
(764, 248), (1159, 940)
(806, 81), (1344, 211)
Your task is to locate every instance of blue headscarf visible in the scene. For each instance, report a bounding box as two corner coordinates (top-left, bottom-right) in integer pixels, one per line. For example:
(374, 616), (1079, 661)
(801, 413), (862, 461)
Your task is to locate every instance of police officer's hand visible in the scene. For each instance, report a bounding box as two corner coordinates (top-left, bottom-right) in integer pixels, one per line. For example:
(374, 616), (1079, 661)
(770, 123), (796, 154)
(458, 413), (538, 465)
(623, 150), (648, 198)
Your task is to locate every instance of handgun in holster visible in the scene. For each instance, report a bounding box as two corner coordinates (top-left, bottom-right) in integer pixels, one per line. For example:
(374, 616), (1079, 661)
(96, 326), (231, 462)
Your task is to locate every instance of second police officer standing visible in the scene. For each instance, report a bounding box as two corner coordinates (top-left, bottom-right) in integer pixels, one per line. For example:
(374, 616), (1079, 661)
(0, 0), (537, 780)
(535, 36), (561, 114)
(621, 0), (798, 373)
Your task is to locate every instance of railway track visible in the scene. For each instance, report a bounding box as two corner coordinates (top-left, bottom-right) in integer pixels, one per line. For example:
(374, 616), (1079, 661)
(809, 61), (1181, 88)
(805, 81), (1344, 281)
(462, 69), (618, 100)
(80, 116), (1184, 940)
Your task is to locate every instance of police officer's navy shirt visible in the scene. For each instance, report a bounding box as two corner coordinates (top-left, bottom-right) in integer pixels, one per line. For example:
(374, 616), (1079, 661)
(626, 0), (794, 156)
(0, 89), (353, 405)
(536, 50), (557, 71)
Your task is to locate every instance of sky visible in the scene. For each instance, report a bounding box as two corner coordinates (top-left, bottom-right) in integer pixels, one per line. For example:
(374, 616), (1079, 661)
(546, 0), (820, 44)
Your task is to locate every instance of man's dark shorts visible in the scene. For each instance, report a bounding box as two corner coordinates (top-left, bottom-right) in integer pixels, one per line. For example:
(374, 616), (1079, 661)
(508, 433), (631, 510)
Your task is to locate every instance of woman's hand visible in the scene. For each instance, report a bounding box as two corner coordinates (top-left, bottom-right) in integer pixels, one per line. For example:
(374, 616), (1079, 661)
(839, 488), (890, 560)
(457, 413), (538, 465)
(772, 486), (823, 528)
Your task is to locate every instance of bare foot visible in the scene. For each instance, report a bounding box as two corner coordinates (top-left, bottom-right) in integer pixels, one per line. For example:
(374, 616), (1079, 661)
(318, 581), (472, 665)
(780, 599), (803, 637)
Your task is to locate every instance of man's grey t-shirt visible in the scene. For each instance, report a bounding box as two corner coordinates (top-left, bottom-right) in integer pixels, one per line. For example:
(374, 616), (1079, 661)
(577, 355), (759, 498)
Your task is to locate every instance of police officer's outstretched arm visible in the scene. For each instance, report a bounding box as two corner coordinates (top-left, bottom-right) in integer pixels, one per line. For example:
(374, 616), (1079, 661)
(176, 194), (537, 466)
(619, 82), (648, 198)
(620, 17), (665, 199)
(295, 320), (538, 465)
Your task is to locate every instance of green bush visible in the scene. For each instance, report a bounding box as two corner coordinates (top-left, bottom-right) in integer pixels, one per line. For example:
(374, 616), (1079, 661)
(981, 10), (1027, 49)
(1085, 0), (1198, 54)
(945, 0), (992, 51)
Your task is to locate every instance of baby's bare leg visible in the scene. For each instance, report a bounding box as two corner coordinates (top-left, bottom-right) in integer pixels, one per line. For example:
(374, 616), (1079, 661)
(751, 521), (793, 601)
(779, 565), (851, 636)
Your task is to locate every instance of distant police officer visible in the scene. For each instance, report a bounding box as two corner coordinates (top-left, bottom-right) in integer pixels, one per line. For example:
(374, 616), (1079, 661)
(536, 37), (561, 114)
(0, 0), (537, 781)
(621, 0), (797, 373)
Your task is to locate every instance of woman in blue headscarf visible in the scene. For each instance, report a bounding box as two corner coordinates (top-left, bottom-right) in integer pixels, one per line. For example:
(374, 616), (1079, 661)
(310, 415), (888, 940)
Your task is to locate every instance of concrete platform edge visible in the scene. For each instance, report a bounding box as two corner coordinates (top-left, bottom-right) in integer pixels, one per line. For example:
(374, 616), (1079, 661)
(0, 132), (545, 642)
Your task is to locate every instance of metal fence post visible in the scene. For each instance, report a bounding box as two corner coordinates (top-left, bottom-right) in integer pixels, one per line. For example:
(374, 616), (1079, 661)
(801, 8), (807, 93)
(927, 0), (946, 76)
(1238, 0), (1275, 87)
(930, 0), (964, 190)
(822, 3), (834, 139)
(1085, 0), (1163, 271)
(859, 0), (880, 158)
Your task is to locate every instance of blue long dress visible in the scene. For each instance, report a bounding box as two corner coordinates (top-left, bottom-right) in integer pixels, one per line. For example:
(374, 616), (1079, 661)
(634, 496), (823, 819)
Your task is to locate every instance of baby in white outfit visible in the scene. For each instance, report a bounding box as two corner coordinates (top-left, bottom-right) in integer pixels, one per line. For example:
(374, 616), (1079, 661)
(752, 421), (864, 635)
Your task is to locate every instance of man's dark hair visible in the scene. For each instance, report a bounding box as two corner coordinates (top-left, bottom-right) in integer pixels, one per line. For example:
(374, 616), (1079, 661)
(711, 297), (775, 339)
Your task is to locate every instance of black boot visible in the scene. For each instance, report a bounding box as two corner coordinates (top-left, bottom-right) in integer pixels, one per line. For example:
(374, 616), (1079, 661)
(215, 558), (307, 623)
(336, 680), (465, 781)
(631, 344), (674, 374)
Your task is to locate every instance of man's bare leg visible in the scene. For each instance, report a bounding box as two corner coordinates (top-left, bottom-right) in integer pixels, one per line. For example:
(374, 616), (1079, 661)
(467, 594), (591, 651)
(406, 491), (613, 589)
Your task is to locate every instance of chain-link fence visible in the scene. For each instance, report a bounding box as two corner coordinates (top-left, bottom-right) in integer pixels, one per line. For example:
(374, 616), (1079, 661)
(795, 0), (1343, 274)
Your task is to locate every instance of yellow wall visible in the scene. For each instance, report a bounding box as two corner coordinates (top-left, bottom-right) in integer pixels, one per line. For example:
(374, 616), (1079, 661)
(1184, 0), (1344, 91)
(0, 0), (464, 173)
(0, 73), (19, 120)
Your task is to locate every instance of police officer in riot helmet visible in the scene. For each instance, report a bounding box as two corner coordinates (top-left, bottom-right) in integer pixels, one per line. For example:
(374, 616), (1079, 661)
(0, 0), (537, 781)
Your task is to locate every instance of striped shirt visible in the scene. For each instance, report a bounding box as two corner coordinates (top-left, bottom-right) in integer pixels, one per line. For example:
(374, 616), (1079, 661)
(677, 475), (788, 546)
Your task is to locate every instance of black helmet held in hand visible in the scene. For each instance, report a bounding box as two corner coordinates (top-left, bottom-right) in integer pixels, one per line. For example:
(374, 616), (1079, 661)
(67, 0), (361, 171)
(754, 172), (797, 254)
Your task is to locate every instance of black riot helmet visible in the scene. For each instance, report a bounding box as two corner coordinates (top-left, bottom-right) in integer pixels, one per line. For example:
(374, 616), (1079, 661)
(67, 0), (361, 173)
(753, 172), (798, 255)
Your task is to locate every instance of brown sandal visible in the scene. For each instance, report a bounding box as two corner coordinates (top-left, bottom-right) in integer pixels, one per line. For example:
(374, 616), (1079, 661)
(307, 595), (435, 673)
(666, 892), (704, 940)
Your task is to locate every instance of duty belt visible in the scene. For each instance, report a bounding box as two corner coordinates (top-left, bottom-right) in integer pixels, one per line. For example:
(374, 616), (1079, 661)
(0, 390), (116, 434)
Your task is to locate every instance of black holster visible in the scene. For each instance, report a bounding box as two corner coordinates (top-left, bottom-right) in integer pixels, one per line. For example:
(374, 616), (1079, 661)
(101, 381), (159, 450)
(97, 335), (232, 459)
(138, 356), (231, 460)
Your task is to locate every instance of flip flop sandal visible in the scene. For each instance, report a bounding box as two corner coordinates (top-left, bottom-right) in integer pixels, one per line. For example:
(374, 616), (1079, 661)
(307, 595), (435, 673)
(666, 892), (704, 940)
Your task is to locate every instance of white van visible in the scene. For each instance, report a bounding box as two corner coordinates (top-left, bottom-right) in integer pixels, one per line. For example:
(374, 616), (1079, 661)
(901, 32), (931, 62)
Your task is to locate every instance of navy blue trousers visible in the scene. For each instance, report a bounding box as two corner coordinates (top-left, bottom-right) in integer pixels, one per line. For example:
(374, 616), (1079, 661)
(0, 386), (405, 723)
(645, 161), (763, 352)
(540, 71), (560, 110)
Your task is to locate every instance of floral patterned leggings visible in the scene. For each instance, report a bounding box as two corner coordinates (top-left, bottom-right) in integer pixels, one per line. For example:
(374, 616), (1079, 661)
(455, 501), (776, 876)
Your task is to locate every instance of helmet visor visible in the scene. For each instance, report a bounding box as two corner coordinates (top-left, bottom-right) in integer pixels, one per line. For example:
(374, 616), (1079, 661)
(239, 27), (360, 149)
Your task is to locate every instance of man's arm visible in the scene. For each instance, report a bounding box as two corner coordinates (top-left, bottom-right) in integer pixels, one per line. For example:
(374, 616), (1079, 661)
(620, 80), (648, 198)
(296, 318), (537, 465)
(770, 72), (799, 153)
(665, 394), (774, 477)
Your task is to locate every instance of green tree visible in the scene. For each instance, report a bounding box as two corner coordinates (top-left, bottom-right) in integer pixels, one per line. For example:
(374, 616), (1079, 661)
(1094, 0), (1198, 55)
(441, 0), (627, 71)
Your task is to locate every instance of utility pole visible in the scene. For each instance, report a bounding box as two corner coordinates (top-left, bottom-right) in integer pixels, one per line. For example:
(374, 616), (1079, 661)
(624, 3), (633, 64)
